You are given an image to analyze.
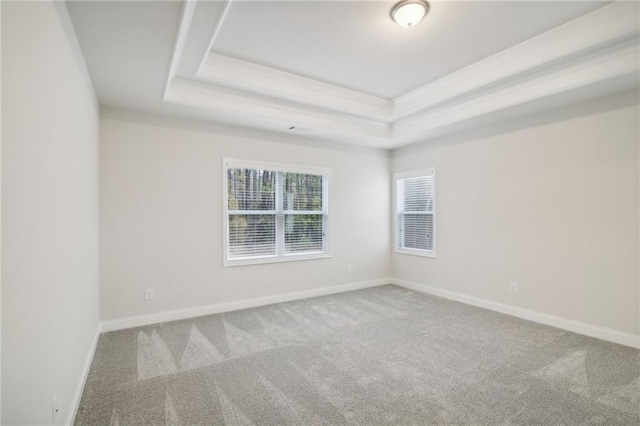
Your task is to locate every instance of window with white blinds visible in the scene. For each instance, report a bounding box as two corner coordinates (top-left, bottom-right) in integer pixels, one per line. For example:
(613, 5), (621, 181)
(224, 159), (330, 266)
(395, 168), (436, 258)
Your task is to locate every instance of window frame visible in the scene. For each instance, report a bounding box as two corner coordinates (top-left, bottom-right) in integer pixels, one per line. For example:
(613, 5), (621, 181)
(394, 168), (436, 258)
(223, 158), (331, 267)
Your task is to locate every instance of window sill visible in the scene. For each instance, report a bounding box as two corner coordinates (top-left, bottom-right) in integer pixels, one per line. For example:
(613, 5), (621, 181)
(395, 248), (436, 258)
(224, 252), (332, 267)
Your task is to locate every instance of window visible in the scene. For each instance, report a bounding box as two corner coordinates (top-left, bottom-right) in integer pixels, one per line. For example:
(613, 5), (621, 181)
(223, 159), (330, 266)
(395, 168), (436, 257)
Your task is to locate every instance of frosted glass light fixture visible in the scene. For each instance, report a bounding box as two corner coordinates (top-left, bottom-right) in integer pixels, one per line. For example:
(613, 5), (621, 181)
(390, 0), (430, 28)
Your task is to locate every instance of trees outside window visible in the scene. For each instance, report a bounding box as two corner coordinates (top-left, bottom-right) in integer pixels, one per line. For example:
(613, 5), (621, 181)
(224, 160), (330, 266)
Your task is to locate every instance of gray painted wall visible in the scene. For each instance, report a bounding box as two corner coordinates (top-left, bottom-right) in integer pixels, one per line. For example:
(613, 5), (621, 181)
(1, 2), (100, 423)
(392, 93), (639, 336)
(99, 109), (391, 321)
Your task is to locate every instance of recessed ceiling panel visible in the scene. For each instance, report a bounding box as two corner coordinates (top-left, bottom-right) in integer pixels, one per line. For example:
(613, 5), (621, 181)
(67, 0), (636, 149)
(212, 1), (608, 98)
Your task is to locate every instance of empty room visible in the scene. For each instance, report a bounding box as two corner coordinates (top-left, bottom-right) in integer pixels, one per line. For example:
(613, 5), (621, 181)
(2, 0), (639, 424)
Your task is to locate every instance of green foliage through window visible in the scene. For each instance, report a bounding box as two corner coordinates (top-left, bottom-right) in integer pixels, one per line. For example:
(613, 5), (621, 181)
(226, 165), (328, 261)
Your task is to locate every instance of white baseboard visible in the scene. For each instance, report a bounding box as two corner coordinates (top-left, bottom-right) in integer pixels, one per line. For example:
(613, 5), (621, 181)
(100, 276), (639, 346)
(393, 278), (640, 349)
(66, 322), (102, 425)
(101, 278), (392, 332)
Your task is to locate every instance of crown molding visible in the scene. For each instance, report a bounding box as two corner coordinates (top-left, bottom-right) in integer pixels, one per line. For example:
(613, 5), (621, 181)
(162, 0), (639, 148)
(393, 42), (639, 140)
(198, 53), (392, 121)
(393, 1), (639, 118)
(165, 78), (391, 140)
(163, 0), (198, 99)
(196, 0), (233, 75)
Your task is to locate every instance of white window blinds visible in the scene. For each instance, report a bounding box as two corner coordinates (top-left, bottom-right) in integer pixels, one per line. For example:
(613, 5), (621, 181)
(395, 169), (436, 257)
(224, 159), (329, 266)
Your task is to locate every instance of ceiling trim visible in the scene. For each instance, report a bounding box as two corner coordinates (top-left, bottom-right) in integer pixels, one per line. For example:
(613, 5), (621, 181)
(198, 53), (392, 121)
(162, 0), (639, 148)
(195, 0), (233, 75)
(163, 0), (198, 99)
(165, 78), (391, 139)
(394, 42), (639, 140)
(394, 1), (639, 118)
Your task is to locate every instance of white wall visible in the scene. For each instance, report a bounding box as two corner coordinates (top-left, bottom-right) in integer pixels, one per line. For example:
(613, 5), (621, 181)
(392, 92), (640, 337)
(1, 2), (100, 424)
(99, 109), (391, 322)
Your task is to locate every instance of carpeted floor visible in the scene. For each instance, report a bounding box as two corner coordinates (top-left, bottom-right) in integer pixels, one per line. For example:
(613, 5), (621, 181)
(75, 285), (640, 425)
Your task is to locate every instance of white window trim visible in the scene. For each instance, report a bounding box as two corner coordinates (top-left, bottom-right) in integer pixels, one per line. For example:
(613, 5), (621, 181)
(394, 167), (436, 259)
(223, 158), (331, 267)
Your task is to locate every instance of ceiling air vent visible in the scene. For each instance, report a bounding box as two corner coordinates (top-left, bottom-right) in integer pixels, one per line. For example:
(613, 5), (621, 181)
(288, 126), (312, 133)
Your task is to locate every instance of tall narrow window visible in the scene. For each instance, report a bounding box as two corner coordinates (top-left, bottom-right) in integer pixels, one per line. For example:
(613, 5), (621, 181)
(224, 159), (330, 266)
(395, 168), (436, 257)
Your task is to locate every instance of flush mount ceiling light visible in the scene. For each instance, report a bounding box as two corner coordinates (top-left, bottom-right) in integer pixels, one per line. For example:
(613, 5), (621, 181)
(390, 0), (430, 28)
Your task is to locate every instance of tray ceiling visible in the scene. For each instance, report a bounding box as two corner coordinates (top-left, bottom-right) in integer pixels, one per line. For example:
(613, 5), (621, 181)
(67, 1), (639, 149)
(212, 1), (606, 99)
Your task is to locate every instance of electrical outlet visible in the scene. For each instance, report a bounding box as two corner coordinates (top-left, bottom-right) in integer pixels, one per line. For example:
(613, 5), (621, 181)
(145, 289), (154, 301)
(510, 283), (518, 294)
(347, 265), (353, 274)
(52, 394), (59, 422)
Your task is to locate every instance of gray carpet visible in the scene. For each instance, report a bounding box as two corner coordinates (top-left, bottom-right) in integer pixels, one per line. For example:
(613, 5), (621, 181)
(75, 285), (640, 425)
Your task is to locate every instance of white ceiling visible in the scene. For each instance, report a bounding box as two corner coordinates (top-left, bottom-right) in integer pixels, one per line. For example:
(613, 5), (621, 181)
(66, 0), (639, 149)
(66, 1), (183, 113)
(213, 1), (606, 98)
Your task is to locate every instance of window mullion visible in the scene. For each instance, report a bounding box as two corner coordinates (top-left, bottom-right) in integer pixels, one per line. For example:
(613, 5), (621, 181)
(275, 171), (284, 256)
(399, 213), (405, 248)
(322, 174), (328, 252)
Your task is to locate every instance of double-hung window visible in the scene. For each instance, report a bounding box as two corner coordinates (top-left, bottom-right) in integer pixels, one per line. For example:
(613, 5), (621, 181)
(395, 168), (436, 257)
(224, 159), (330, 266)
